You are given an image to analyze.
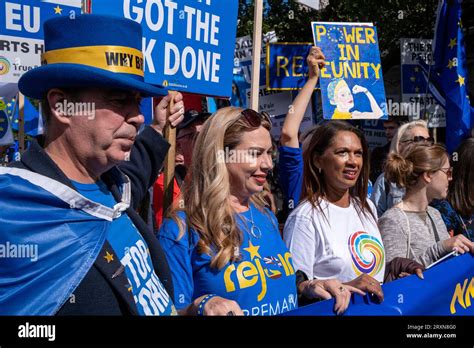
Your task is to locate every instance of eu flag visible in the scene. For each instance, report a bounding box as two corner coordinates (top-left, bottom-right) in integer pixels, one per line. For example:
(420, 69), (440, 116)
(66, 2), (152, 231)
(432, 0), (472, 153)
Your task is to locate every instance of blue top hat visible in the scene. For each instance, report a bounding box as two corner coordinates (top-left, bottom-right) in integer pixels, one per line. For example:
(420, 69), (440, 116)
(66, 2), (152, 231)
(19, 14), (167, 99)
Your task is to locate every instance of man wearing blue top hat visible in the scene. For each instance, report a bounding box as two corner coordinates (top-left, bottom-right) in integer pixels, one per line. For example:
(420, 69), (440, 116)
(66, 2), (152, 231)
(0, 14), (188, 315)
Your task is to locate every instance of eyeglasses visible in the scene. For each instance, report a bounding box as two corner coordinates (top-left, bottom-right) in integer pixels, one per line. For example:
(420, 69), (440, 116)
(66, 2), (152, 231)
(239, 109), (272, 127)
(438, 167), (453, 179)
(401, 136), (435, 145)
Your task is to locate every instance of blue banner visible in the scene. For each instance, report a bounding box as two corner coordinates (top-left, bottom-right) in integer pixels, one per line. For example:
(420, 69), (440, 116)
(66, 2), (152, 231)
(283, 253), (474, 316)
(266, 43), (313, 90)
(91, 0), (238, 98)
(312, 22), (387, 120)
(0, 0), (81, 39)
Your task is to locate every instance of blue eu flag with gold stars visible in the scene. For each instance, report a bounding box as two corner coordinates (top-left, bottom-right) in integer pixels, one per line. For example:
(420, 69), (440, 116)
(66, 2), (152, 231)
(432, 0), (473, 153)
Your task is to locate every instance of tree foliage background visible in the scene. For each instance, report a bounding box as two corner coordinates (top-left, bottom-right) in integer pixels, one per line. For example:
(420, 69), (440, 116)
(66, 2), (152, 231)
(237, 0), (439, 71)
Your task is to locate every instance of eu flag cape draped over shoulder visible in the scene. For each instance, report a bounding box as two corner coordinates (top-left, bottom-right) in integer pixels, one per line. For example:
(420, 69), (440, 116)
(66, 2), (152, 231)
(0, 167), (122, 315)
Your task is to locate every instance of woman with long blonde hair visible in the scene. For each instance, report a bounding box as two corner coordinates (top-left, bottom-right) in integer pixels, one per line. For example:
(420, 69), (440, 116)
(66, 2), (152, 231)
(158, 107), (357, 316)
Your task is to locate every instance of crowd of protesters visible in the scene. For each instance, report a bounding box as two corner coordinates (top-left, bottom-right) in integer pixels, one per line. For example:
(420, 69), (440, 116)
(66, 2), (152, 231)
(1, 15), (473, 317)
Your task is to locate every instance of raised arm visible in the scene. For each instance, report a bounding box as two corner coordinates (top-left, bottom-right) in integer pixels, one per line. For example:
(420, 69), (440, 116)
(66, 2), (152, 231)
(280, 46), (325, 148)
(119, 93), (184, 208)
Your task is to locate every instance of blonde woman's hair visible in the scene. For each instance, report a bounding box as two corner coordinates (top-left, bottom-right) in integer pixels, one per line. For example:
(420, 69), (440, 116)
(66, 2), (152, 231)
(170, 106), (272, 270)
(389, 119), (428, 154)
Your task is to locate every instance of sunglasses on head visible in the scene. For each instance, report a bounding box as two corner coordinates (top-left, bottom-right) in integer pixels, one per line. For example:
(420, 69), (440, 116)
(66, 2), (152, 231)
(401, 136), (435, 145)
(239, 109), (272, 127)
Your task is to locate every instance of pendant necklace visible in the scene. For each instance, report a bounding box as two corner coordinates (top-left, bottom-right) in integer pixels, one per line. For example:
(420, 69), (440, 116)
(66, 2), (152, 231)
(240, 205), (262, 239)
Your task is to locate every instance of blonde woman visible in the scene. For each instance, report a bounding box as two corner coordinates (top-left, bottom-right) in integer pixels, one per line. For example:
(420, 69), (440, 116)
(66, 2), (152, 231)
(379, 144), (474, 267)
(371, 120), (433, 216)
(158, 107), (359, 316)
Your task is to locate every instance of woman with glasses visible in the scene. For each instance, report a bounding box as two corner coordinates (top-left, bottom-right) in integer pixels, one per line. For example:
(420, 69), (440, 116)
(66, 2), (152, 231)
(371, 120), (433, 217)
(157, 107), (357, 316)
(431, 138), (474, 242)
(379, 144), (474, 267)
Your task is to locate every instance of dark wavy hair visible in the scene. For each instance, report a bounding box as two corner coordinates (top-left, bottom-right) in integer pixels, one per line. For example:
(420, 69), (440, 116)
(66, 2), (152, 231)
(301, 120), (374, 221)
(448, 138), (474, 217)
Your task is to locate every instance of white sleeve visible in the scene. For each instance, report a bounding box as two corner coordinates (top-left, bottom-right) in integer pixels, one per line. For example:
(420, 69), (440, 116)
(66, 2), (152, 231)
(283, 213), (316, 279)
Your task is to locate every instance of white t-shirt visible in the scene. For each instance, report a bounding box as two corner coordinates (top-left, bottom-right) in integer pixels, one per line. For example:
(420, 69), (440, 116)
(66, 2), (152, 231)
(283, 198), (385, 283)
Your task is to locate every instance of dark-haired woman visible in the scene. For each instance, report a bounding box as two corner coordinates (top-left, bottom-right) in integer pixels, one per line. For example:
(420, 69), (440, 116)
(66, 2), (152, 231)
(283, 121), (385, 299)
(431, 138), (474, 242)
(379, 144), (474, 267)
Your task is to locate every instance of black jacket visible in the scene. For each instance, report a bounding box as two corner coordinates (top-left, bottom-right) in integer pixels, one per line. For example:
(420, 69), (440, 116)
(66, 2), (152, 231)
(10, 127), (174, 315)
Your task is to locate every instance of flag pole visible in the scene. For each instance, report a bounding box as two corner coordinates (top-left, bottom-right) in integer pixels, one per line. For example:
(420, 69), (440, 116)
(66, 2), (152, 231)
(163, 91), (177, 216)
(249, 0), (263, 111)
(18, 92), (25, 154)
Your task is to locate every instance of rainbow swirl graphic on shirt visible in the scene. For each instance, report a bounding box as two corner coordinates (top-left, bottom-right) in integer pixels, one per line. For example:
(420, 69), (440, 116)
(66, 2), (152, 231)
(348, 231), (385, 277)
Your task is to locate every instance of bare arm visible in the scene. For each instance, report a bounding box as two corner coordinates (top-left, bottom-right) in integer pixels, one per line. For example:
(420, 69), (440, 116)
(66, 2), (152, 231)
(351, 85), (384, 119)
(280, 46), (325, 148)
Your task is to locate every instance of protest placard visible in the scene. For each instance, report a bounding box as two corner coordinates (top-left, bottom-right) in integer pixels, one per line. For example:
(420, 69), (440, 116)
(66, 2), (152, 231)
(312, 22), (387, 120)
(400, 38), (446, 128)
(91, 0), (238, 98)
(0, 0), (81, 83)
(244, 85), (313, 140)
(266, 42), (314, 90)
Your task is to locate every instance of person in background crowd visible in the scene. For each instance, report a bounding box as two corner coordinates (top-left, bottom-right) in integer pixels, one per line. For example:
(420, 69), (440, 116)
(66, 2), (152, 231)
(379, 144), (474, 268)
(0, 14), (189, 315)
(158, 107), (359, 316)
(153, 109), (211, 228)
(431, 138), (474, 241)
(371, 120), (432, 217)
(370, 116), (403, 183)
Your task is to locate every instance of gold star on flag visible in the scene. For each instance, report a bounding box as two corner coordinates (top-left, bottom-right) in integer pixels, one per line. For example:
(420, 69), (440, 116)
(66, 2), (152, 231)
(54, 5), (62, 15)
(415, 86), (420, 93)
(244, 241), (261, 260)
(447, 59), (455, 69)
(458, 19), (463, 28)
(414, 67), (419, 73)
(456, 75), (465, 86)
(410, 76), (416, 82)
(448, 38), (457, 49)
(104, 251), (114, 263)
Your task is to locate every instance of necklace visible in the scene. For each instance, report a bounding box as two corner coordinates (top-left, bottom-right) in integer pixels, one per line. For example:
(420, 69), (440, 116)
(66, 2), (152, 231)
(240, 205), (262, 239)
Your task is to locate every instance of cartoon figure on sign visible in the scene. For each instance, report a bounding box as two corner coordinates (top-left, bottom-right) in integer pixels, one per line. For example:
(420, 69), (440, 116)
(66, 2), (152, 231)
(328, 78), (384, 119)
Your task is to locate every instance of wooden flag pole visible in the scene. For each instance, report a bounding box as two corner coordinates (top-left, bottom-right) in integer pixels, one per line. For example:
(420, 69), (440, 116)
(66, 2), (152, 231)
(163, 91), (178, 215)
(18, 92), (25, 154)
(249, 0), (263, 111)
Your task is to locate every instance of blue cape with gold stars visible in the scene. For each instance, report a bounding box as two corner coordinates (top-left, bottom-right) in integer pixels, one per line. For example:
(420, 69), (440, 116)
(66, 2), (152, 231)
(0, 167), (111, 315)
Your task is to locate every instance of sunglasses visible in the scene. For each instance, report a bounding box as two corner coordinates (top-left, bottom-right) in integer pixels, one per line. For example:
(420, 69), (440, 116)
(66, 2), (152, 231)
(239, 109), (272, 127)
(401, 136), (435, 145)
